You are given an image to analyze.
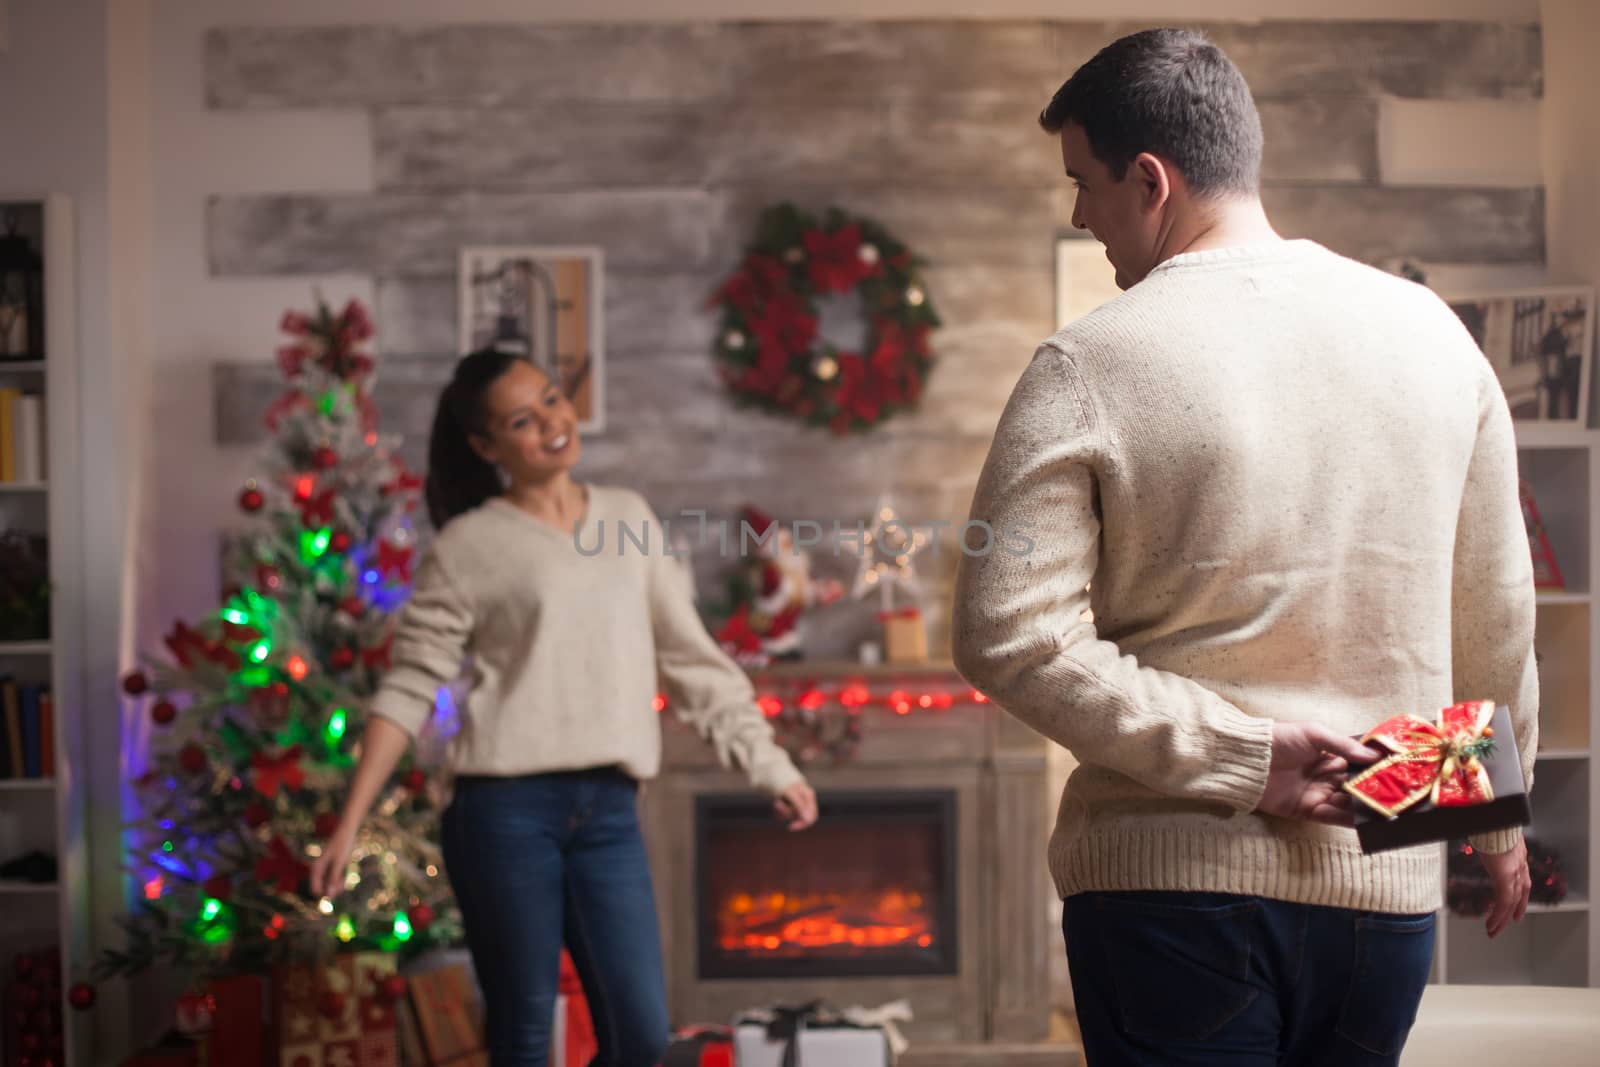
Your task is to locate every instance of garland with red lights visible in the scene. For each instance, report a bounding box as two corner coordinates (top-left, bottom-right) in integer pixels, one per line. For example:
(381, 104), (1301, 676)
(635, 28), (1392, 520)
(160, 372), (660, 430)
(657, 679), (989, 765)
(1448, 836), (1568, 917)
(708, 202), (941, 434)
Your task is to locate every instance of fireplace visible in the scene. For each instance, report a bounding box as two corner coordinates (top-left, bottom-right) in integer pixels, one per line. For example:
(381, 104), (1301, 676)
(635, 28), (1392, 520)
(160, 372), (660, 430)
(695, 790), (958, 980)
(641, 663), (1050, 1045)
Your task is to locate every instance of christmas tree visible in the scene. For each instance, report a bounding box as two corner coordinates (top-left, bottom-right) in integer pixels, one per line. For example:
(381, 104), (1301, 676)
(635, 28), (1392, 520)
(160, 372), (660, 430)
(100, 297), (461, 982)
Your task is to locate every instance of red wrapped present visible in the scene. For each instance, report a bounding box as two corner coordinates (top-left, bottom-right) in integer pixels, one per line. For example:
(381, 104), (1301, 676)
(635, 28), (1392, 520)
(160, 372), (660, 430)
(1346, 700), (1532, 854)
(555, 950), (596, 1067)
(204, 972), (268, 1067)
(662, 1025), (734, 1067)
(407, 962), (483, 1064)
(272, 952), (400, 1067)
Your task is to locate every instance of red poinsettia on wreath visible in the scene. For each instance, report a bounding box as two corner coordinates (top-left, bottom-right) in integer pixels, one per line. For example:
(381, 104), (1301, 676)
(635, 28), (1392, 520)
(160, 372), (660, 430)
(708, 203), (941, 433)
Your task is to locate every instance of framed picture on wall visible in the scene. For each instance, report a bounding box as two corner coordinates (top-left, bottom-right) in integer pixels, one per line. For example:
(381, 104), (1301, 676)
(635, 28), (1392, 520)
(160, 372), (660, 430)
(458, 245), (606, 434)
(1055, 236), (1123, 331)
(1439, 285), (1594, 426)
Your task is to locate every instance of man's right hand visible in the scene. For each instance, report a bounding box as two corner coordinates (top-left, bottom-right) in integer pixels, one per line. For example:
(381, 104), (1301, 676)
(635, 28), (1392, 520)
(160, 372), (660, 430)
(1476, 835), (1531, 938)
(1254, 722), (1382, 827)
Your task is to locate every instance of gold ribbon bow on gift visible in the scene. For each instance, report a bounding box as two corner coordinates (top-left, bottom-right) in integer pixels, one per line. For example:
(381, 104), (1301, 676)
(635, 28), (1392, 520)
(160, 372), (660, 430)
(1344, 699), (1497, 819)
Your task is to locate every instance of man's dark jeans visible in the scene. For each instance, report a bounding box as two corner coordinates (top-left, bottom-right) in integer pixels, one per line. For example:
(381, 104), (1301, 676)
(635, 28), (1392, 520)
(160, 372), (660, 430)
(442, 767), (671, 1067)
(1065, 891), (1435, 1066)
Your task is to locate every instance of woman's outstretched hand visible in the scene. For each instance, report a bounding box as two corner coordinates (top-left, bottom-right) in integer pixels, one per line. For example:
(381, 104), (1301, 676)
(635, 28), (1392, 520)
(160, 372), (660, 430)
(309, 821), (359, 900)
(773, 780), (819, 831)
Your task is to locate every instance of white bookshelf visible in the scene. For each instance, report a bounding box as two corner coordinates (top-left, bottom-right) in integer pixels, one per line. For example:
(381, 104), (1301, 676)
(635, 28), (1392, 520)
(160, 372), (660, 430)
(1433, 423), (1600, 988)
(0, 193), (88, 1063)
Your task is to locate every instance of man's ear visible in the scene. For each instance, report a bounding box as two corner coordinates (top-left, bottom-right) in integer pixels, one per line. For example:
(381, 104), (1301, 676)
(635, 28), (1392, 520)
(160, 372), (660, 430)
(1133, 152), (1173, 212)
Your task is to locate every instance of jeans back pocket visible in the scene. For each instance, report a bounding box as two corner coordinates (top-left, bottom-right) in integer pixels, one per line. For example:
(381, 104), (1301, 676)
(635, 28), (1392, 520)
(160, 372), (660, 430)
(1334, 912), (1436, 1057)
(1094, 892), (1261, 1043)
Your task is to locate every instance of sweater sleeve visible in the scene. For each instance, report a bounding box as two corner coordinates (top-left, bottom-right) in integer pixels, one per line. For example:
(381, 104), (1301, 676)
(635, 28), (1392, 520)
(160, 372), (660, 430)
(952, 343), (1274, 811)
(369, 547), (473, 739)
(1453, 364), (1540, 854)
(643, 502), (805, 795)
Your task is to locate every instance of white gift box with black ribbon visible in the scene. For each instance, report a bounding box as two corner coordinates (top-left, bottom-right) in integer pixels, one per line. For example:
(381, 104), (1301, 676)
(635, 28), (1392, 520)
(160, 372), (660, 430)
(732, 1000), (912, 1067)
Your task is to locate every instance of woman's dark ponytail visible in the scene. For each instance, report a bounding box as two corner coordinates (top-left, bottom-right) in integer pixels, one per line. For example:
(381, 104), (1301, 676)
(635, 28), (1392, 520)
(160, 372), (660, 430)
(425, 348), (525, 529)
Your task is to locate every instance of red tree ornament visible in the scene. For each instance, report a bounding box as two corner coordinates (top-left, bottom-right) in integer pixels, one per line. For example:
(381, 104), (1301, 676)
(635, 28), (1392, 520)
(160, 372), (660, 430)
(151, 700), (177, 726)
(402, 768), (427, 793)
(410, 903), (435, 932)
(255, 563), (282, 593)
(177, 743), (208, 775)
(67, 983), (95, 1011)
(312, 446), (339, 470)
(122, 671), (149, 696)
(329, 646), (356, 671)
(238, 485), (265, 513)
(330, 530), (353, 553)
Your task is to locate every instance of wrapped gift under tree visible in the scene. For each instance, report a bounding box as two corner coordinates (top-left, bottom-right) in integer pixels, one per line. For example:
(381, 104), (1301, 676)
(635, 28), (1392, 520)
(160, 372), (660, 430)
(733, 1000), (911, 1067)
(1345, 700), (1531, 854)
(273, 951), (404, 1067)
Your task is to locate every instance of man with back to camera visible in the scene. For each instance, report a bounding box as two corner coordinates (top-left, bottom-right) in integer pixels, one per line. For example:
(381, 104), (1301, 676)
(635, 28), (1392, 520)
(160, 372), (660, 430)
(951, 28), (1537, 1066)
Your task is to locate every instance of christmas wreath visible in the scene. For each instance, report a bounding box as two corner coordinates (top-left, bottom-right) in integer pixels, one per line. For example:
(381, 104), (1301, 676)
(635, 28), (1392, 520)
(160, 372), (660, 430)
(708, 203), (941, 433)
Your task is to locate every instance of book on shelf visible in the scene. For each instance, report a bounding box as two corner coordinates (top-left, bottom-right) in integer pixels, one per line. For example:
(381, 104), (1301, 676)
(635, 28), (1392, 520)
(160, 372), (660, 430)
(0, 676), (53, 780)
(0, 387), (44, 484)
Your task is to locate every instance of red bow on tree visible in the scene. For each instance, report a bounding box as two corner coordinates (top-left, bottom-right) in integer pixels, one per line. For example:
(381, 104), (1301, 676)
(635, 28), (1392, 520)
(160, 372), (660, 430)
(264, 389), (310, 431)
(298, 487), (338, 528)
(165, 621), (242, 672)
(1345, 700), (1498, 818)
(251, 745), (306, 798)
(361, 635), (393, 671)
(254, 835), (309, 893)
(376, 541), (414, 582)
(384, 459), (424, 497)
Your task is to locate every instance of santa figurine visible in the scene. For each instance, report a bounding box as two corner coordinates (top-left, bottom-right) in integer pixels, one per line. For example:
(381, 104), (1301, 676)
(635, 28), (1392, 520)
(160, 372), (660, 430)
(716, 505), (844, 665)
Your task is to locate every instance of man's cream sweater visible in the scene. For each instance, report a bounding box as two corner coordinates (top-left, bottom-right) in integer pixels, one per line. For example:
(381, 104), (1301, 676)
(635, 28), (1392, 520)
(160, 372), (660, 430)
(370, 486), (804, 795)
(953, 240), (1539, 913)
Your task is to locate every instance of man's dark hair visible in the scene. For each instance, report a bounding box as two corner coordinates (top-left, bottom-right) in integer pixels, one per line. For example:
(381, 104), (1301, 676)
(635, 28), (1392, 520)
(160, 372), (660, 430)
(1039, 28), (1263, 198)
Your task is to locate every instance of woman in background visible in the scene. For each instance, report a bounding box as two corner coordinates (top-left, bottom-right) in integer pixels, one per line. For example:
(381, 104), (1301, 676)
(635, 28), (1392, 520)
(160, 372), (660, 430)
(310, 348), (818, 1067)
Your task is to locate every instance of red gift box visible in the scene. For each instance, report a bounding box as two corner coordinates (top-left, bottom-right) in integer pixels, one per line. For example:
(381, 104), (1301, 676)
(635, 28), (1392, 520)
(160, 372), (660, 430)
(555, 950), (596, 1067)
(204, 972), (268, 1067)
(272, 952), (400, 1067)
(662, 1026), (734, 1067)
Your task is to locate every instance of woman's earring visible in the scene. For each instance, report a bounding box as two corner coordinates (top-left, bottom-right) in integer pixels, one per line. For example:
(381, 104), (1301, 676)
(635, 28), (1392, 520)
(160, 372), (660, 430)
(495, 463), (511, 488)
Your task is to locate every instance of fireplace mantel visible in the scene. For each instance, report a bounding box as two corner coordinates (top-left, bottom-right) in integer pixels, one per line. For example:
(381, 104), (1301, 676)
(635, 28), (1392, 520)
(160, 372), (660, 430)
(641, 661), (1051, 1045)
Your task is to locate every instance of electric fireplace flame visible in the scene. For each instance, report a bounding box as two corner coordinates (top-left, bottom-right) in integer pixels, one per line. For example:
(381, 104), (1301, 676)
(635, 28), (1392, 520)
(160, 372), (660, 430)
(696, 790), (959, 978)
(716, 888), (939, 956)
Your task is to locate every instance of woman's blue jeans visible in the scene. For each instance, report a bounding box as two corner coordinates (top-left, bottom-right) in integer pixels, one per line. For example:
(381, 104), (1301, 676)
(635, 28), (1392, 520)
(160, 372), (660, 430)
(441, 767), (671, 1067)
